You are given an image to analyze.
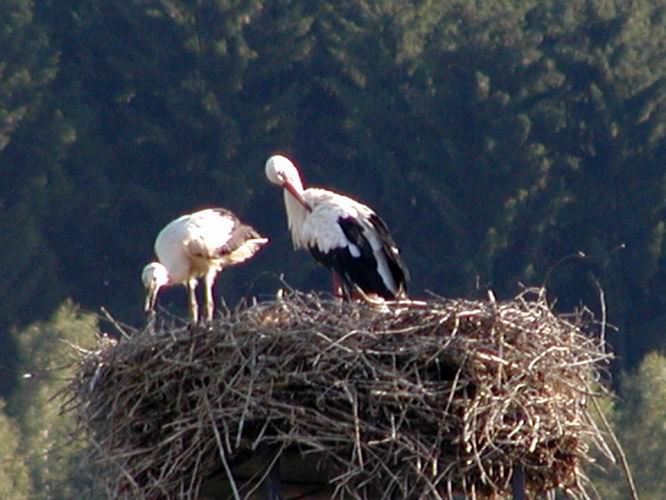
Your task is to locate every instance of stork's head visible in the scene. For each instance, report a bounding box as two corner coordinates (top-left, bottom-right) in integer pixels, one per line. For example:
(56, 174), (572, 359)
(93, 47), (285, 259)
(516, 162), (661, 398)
(141, 262), (169, 314)
(265, 155), (300, 186)
(265, 155), (311, 211)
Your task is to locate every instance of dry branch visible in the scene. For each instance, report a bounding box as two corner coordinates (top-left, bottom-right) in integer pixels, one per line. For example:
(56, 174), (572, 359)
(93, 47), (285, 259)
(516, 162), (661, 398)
(65, 289), (612, 499)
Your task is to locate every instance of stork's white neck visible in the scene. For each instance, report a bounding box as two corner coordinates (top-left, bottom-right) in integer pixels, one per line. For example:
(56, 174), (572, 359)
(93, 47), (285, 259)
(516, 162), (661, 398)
(283, 189), (308, 248)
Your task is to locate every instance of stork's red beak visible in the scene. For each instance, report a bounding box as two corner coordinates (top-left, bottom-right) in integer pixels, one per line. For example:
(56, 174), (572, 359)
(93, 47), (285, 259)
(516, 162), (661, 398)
(283, 180), (312, 212)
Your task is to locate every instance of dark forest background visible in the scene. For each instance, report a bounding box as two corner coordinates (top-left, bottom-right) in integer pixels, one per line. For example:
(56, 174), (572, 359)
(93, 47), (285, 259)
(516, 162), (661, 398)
(0, 0), (665, 497)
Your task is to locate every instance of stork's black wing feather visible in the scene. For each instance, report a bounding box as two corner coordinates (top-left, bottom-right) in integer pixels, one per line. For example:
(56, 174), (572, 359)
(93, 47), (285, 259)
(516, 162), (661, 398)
(367, 213), (410, 287)
(306, 215), (406, 299)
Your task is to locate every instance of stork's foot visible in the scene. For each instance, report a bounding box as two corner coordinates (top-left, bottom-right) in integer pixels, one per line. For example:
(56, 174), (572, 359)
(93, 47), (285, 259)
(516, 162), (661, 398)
(198, 317), (215, 329)
(350, 285), (390, 307)
(187, 320), (204, 338)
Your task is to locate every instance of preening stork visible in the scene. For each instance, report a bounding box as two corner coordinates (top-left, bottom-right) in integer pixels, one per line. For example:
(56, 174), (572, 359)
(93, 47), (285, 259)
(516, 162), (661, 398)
(142, 208), (268, 323)
(265, 155), (409, 300)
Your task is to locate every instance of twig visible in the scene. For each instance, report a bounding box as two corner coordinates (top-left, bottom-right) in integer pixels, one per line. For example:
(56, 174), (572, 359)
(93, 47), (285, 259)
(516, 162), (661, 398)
(589, 394), (639, 500)
(66, 289), (612, 499)
(204, 395), (241, 500)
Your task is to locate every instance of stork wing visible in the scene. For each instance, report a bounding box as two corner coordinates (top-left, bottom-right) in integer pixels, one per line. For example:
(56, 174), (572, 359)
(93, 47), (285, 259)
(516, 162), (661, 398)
(184, 217), (267, 265)
(334, 215), (408, 298)
(213, 223), (268, 264)
(366, 213), (410, 284)
(340, 213), (409, 296)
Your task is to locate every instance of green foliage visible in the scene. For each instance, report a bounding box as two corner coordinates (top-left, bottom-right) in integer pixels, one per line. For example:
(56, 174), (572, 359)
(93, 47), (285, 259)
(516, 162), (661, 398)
(0, 400), (31, 499)
(0, 3), (663, 493)
(0, 0), (57, 151)
(590, 352), (666, 499)
(4, 301), (102, 499)
(0, 0), (67, 393)
(0, 0), (663, 377)
(615, 352), (666, 498)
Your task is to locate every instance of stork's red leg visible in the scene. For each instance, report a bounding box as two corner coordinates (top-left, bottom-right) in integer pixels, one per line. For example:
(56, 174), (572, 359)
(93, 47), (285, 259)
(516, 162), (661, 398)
(332, 272), (345, 298)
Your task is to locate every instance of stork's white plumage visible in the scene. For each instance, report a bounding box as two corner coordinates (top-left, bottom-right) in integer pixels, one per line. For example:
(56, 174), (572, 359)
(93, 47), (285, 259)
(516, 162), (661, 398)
(265, 155), (409, 300)
(142, 208), (268, 322)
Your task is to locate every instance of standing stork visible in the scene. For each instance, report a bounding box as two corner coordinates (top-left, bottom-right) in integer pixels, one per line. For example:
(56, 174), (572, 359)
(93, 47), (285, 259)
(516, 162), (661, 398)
(142, 208), (268, 323)
(265, 155), (409, 300)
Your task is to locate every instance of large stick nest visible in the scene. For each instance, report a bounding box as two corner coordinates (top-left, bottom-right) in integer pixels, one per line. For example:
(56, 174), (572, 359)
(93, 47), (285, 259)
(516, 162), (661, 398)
(66, 290), (612, 499)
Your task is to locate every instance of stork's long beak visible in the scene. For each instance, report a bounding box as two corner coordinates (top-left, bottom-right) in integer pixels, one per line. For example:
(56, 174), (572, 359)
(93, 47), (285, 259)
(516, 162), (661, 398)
(144, 281), (159, 315)
(283, 180), (312, 212)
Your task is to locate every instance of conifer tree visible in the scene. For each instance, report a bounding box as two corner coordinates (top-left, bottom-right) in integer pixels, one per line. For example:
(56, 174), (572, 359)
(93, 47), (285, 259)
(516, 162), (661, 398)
(0, 0), (64, 395)
(7, 302), (102, 498)
(0, 0), (57, 151)
(0, 400), (31, 499)
(591, 353), (666, 499)
(0, 0), (662, 372)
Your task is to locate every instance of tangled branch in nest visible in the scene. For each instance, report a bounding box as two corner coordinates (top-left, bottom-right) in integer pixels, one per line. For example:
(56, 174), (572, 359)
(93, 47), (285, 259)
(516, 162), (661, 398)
(65, 289), (613, 499)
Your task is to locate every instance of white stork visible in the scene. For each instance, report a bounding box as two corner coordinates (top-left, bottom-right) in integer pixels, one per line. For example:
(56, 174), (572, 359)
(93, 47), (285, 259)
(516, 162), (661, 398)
(265, 155), (409, 300)
(142, 208), (268, 323)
